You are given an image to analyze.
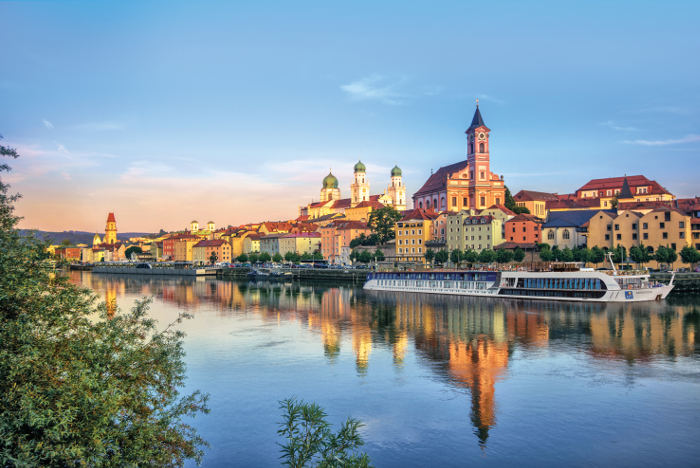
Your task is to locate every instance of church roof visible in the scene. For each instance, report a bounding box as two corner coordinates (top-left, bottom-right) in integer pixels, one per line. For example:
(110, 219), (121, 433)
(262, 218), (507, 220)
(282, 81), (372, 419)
(513, 190), (559, 202)
(400, 208), (440, 221)
(414, 161), (469, 197)
(467, 105), (489, 131)
(618, 177), (633, 199)
(106, 212), (116, 223)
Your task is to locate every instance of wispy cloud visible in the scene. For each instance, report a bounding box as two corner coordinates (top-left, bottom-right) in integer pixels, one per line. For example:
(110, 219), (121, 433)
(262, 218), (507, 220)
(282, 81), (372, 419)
(622, 134), (700, 146)
(74, 121), (125, 131)
(600, 120), (639, 132)
(42, 119), (54, 129)
(627, 105), (691, 115)
(341, 75), (406, 105)
(477, 94), (505, 105)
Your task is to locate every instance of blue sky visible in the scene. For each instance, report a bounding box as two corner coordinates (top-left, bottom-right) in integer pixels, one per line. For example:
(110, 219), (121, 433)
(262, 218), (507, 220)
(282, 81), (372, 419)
(1, 0), (699, 231)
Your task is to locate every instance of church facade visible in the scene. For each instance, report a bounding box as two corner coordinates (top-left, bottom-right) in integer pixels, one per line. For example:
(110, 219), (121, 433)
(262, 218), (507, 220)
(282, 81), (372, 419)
(301, 161), (407, 220)
(413, 103), (506, 213)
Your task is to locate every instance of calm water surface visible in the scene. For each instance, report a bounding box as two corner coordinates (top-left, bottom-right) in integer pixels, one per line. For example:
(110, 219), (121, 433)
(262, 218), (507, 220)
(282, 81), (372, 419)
(72, 272), (700, 467)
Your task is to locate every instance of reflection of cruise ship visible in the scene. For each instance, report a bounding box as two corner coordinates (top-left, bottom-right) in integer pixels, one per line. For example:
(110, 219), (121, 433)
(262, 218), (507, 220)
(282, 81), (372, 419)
(364, 269), (674, 302)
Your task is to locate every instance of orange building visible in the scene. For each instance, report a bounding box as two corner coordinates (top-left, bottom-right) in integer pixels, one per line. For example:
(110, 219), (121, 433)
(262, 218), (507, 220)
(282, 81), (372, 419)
(319, 220), (371, 265)
(192, 239), (231, 265)
(413, 102), (506, 212)
(504, 213), (543, 244)
(513, 190), (558, 219)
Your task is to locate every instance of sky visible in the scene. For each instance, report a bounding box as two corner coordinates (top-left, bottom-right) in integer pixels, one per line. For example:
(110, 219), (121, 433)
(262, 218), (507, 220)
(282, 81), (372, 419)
(1, 0), (699, 232)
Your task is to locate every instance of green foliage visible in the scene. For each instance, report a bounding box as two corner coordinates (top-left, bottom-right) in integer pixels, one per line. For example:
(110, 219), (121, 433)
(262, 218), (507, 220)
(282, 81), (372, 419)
(434, 249), (449, 265)
(450, 249), (461, 265)
(285, 251), (301, 263)
(537, 242), (550, 252)
(629, 245), (652, 265)
(300, 252), (313, 261)
(248, 252), (260, 263)
(259, 252), (272, 262)
(278, 398), (371, 468)
(495, 249), (513, 264)
(504, 186), (517, 211)
(125, 245), (143, 259)
(0, 141), (209, 466)
(273, 253), (283, 263)
(209, 251), (218, 264)
(354, 250), (373, 264)
(61, 238), (72, 246)
(655, 246), (677, 266)
(590, 246), (605, 264)
(539, 249), (554, 262)
(463, 249), (478, 264)
(237, 253), (249, 262)
(367, 206), (402, 244)
(611, 245), (626, 264)
(312, 251), (324, 261)
(373, 248), (385, 262)
(559, 247), (574, 262)
(478, 249), (496, 263)
(573, 247), (591, 264)
(512, 206), (530, 214)
(349, 233), (379, 248)
(424, 249), (435, 263)
(513, 247), (525, 263)
(680, 246), (700, 266)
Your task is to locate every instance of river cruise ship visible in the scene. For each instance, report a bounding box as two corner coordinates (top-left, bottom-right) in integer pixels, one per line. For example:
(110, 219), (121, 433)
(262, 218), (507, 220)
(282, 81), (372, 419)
(364, 268), (674, 303)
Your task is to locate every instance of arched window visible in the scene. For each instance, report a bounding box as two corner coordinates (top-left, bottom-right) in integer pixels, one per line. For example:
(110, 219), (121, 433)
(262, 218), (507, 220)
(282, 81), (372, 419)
(479, 142), (485, 153)
(548, 231), (555, 240)
(425, 200), (430, 209)
(563, 230), (570, 240)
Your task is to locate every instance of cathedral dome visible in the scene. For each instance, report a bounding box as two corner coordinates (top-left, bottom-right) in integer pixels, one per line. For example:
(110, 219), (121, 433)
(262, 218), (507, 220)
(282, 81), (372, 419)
(323, 172), (338, 189)
(353, 160), (366, 173)
(391, 165), (402, 177)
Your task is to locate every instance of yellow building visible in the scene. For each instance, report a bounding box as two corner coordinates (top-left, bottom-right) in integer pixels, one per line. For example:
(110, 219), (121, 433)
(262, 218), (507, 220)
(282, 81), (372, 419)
(586, 208), (691, 264)
(242, 234), (261, 254)
(192, 239), (231, 265)
(513, 190), (559, 219)
(173, 236), (200, 262)
(446, 212), (504, 252)
(395, 209), (438, 263)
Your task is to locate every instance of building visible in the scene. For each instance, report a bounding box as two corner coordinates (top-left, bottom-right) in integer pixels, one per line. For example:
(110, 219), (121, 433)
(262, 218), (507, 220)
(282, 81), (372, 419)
(513, 190), (559, 219)
(395, 209), (439, 263)
(446, 214), (503, 253)
(319, 220), (372, 265)
(259, 233), (285, 256)
(55, 246), (82, 262)
(504, 213), (543, 244)
(192, 239), (231, 265)
(242, 234), (261, 254)
(301, 164), (407, 220)
(413, 102), (506, 213)
(104, 212), (117, 244)
(575, 175), (674, 203)
(586, 208), (691, 255)
(279, 232), (322, 256)
(542, 210), (605, 249)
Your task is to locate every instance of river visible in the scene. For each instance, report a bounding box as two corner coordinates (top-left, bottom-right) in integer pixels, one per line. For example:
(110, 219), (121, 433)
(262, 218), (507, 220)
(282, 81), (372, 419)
(71, 271), (700, 467)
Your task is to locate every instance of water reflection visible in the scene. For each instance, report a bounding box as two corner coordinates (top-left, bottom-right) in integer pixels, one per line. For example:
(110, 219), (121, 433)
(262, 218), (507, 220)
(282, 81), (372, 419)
(73, 272), (699, 449)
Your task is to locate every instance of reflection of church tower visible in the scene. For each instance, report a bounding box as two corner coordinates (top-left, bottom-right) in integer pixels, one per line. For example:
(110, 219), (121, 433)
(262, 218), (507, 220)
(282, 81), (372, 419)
(350, 161), (370, 207)
(105, 283), (117, 318)
(320, 172), (340, 202)
(385, 165), (406, 211)
(105, 212), (117, 244)
(352, 322), (372, 373)
(448, 337), (509, 447)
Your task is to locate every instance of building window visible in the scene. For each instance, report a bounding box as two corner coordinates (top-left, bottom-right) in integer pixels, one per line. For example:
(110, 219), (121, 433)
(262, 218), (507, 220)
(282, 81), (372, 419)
(680, 232), (685, 239)
(419, 201), (423, 209)
(563, 230), (570, 240)
(480, 196), (485, 206)
(643, 222), (648, 229)
(680, 221), (685, 228)
(660, 222), (665, 229)
(605, 234), (610, 240)
(480, 171), (485, 180)
(548, 231), (554, 240)
(479, 142), (485, 153)
(614, 224), (620, 231)
(663, 232), (668, 239)
(463, 197), (468, 206)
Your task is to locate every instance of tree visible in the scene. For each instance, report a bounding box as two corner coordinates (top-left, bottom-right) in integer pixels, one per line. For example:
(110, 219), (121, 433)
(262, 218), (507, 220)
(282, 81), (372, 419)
(513, 247), (525, 263)
(680, 246), (700, 269)
(248, 252), (260, 263)
(125, 245), (143, 259)
(61, 238), (72, 246)
(504, 186), (517, 211)
(312, 250), (324, 261)
(496, 249), (514, 264)
(209, 251), (218, 264)
(0, 140), (209, 465)
(655, 246), (677, 268)
(237, 253), (249, 262)
(463, 249), (478, 265)
(273, 253), (283, 263)
(357, 250), (373, 264)
(450, 249), (461, 266)
(367, 206), (402, 244)
(559, 247), (574, 262)
(590, 246), (605, 265)
(611, 245), (626, 264)
(284, 251), (300, 263)
(513, 206), (530, 214)
(278, 398), (370, 468)
(300, 252), (313, 261)
(373, 248), (385, 262)
(434, 249), (449, 265)
(424, 248), (435, 265)
(573, 247), (591, 265)
(629, 245), (651, 266)
(539, 249), (554, 262)
(258, 252), (272, 263)
(478, 249), (496, 263)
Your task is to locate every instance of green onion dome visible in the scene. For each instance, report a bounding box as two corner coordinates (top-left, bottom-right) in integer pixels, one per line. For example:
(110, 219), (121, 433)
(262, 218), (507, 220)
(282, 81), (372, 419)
(353, 160), (366, 173)
(323, 172), (338, 189)
(391, 165), (402, 177)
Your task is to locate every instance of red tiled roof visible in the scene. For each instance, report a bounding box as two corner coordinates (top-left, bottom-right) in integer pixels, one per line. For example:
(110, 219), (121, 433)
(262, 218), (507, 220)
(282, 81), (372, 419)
(283, 232), (321, 238)
(353, 200), (384, 209)
(576, 175), (672, 196)
(618, 200), (674, 211)
(106, 212), (116, 223)
(513, 190), (559, 202)
(506, 213), (543, 224)
(485, 204), (517, 216)
(330, 198), (353, 209)
(194, 239), (226, 247)
(400, 208), (440, 221)
(414, 161), (469, 197)
(546, 198), (601, 210)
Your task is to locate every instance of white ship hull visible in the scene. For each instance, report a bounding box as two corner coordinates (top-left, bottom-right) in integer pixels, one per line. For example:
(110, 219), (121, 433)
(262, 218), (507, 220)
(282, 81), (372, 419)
(363, 270), (674, 303)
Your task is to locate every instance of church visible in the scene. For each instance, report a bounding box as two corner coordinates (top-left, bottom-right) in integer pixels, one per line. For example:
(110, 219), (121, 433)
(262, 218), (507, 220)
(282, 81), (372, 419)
(413, 102), (506, 212)
(300, 162), (407, 220)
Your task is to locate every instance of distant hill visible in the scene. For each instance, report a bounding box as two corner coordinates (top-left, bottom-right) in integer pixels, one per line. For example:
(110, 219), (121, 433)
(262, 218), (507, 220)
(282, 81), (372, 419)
(19, 230), (156, 246)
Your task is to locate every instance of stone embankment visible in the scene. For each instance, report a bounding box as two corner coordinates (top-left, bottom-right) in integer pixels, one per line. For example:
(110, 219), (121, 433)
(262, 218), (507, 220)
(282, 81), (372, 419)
(218, 267), (368, 284)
